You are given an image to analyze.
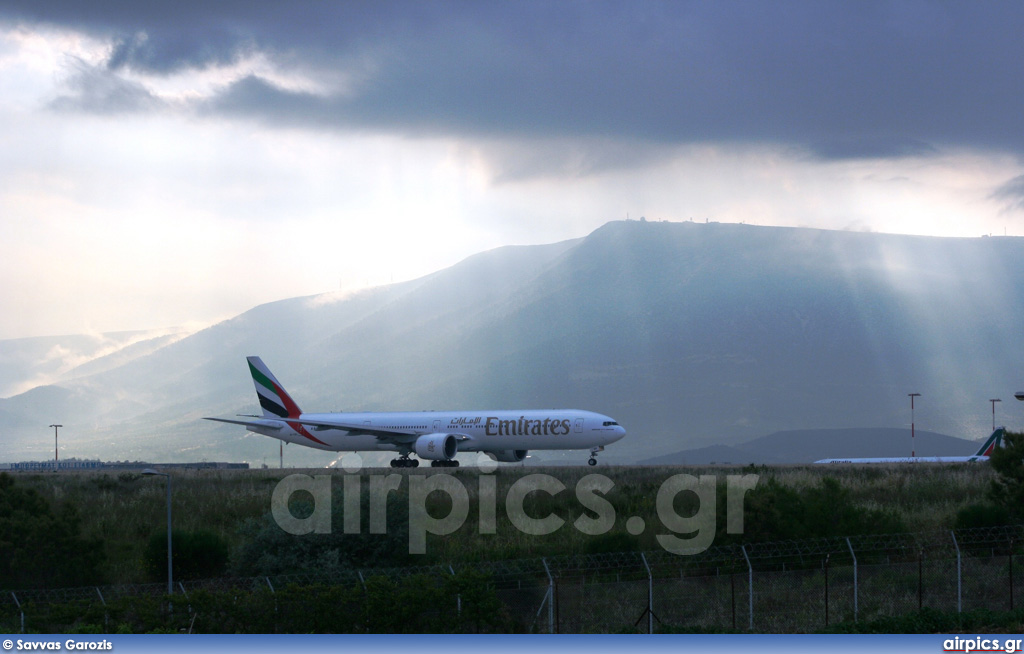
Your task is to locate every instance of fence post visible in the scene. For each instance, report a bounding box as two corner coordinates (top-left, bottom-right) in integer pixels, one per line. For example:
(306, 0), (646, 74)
(96, 587), (108, 631)
(11, 592), (23, 633)
(1010, 539), (1015, 612)
(641, 552), (653, 634)
(951, 531), (962, 614)
(449, 565), (461, 618)
(846, 537), (858, 623)
(542, 558), (555, 634)
(824, 554), (830, 627)
(731, 573), (736, 630)
(918, 548), (924, 610)
(741, 545), (753, 631)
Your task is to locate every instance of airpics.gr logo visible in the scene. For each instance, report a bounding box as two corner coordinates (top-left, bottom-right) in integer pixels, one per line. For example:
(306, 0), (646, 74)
(271, 462), (759, 555)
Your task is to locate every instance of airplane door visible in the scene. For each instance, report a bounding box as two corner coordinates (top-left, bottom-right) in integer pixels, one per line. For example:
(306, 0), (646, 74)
(574, 418), (584, 433)
(433, 420), (441, 431)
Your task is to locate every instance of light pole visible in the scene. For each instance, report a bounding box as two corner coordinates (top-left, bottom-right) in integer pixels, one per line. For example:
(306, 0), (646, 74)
(142, 469), (172, 595)
(990, 399), (1002, 431)
(49, 424), (62, 472)
(908, 393), (921, 458)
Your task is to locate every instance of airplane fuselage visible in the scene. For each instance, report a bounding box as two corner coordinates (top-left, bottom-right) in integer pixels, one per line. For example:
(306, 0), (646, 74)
(253, 408), (625, 453)
(207, 356), (626, 466)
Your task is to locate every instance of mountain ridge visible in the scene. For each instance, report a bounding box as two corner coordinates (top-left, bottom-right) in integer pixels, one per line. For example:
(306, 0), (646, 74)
(2, 220), (1022, 465)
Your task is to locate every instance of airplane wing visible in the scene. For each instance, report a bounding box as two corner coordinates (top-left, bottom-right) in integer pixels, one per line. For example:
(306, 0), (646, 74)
(205, 415), (475, 447)
(290, 417), (477, 445)
(284, 417), (420, 443)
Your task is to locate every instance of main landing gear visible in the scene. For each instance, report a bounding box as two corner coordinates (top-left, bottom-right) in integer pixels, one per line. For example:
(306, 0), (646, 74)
(390, 454), (419, 468)
(430, 460), (460, 468)
(389, 456), (461, 468)
(588, 446), (604, 466)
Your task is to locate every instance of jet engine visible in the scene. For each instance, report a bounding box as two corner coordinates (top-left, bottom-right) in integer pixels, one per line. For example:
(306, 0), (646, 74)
(414, 433), (458, 461)
(488, 449), (528, 463)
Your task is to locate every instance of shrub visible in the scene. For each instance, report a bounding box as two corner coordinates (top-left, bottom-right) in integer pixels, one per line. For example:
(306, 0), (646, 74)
(0, 472), (106, 588)
(955, 502), (1012, 530)
(144, 529), (229, 581)
(726, 476), (905, 543)
(230, 486), (410, 576)
(989, 430), (1024, 521)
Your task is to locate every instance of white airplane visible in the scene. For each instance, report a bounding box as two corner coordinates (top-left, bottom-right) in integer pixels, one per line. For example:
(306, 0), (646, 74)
(815, 427), (1004, 464)
(205, 356), (626, 467)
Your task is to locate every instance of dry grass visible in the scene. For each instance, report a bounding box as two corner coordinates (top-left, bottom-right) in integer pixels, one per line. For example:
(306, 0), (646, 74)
(6, 462), (998, 584)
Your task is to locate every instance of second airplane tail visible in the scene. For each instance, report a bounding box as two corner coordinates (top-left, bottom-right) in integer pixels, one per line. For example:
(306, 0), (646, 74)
(976, 427), (1005, 457)
(247, 356), (303, 419)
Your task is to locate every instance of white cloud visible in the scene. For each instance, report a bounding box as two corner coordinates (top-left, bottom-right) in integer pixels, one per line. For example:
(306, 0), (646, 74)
(1, 17), (1023, 340)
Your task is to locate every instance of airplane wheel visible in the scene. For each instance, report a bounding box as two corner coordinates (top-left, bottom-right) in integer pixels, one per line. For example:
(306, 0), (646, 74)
(588, 458), (597, 466)
(411, 459), (419, 468)
(390, 460), (398, 468)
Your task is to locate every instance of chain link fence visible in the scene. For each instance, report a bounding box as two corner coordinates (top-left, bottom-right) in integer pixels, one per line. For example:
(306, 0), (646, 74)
(3, 524), (1023, 633)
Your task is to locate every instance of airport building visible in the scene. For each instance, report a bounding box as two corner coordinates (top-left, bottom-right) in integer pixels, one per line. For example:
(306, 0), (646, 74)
(0, 458), (249, 471)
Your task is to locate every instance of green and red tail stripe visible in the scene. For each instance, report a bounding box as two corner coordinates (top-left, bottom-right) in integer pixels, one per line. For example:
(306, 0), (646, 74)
(247, 356), (327, 446)
(978, 427), (1004, 457)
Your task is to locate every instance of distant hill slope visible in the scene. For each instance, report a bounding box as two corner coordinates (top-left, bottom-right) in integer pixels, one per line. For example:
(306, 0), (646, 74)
(2, 221), (1023, 466)
(0, 328), (193, 398)
(638, 428), (990, 465)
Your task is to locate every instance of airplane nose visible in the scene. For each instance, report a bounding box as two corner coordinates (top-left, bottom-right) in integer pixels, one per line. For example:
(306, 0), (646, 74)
(610, 426), (626, 443)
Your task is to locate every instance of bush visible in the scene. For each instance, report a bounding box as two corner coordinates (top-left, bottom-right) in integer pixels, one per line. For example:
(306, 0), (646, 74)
(955, 502), (1012, 530)
(727, 476), (905, 543)
(230, 486), (410, 576)
(144, 529), (229, 581)
(0, 473), (106, 588)
(989, 430), (1024, 521)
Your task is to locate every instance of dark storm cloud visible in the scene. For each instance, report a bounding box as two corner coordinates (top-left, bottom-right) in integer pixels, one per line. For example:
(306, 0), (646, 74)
(5, 1), (1024, 159)
(50, 57), (165, 114)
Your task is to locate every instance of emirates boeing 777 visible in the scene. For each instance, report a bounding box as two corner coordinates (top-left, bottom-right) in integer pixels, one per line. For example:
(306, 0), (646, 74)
(205, 356), (626, 467)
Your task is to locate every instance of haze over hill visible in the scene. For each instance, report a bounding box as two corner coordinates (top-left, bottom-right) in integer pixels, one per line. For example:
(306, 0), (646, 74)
(639, 428), (994, 466)
(2, 220), (1023, 466)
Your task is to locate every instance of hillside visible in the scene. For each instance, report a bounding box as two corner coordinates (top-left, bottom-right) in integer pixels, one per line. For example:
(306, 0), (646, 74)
(2, 221), (1023, 465)
(638, 428), (996, 465)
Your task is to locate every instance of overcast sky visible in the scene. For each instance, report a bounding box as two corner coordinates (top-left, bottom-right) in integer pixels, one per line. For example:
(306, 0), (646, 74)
(2, 1), (1024, 340)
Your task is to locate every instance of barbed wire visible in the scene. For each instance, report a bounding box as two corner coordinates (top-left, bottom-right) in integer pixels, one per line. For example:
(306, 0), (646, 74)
(3, 523), (1023, 607)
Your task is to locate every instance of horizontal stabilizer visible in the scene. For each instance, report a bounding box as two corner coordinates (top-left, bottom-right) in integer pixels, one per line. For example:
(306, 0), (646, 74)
(204, 416), (283, 431)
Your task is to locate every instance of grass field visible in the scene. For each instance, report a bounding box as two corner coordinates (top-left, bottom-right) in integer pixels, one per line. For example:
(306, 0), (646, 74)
(2, 462), (1000, 587)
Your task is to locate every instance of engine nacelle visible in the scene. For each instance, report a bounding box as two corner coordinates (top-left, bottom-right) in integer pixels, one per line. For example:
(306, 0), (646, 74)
(488, 449), (528, 463)
(414, 433), (458, 461)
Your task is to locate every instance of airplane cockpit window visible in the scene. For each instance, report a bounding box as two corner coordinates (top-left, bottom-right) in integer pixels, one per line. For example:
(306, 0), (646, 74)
(603, 421), (619, 426)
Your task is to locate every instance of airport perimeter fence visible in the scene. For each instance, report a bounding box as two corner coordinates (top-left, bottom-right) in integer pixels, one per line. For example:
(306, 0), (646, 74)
(3, 524), (1024, 633)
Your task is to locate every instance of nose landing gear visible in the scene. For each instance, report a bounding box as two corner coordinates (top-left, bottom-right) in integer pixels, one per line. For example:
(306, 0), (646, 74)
(588, 446), (604, 466)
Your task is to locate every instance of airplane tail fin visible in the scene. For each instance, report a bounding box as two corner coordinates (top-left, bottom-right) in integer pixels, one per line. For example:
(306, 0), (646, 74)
(247, 356), (302, 419)
(977, 427), (1005, 457)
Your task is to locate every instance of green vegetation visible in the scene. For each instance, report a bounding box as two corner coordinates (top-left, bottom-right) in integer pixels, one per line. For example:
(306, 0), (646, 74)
(0, 473), (105, 588)
(143, 530), (230, 581)
(0, 461), (1008, 589)
(730, 476), (905, 543)
(2, 570), (511, 634)
(990, 430), (1024, 521)
(822, 606), (1024, 634)
(2, 461), (1022, 633)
